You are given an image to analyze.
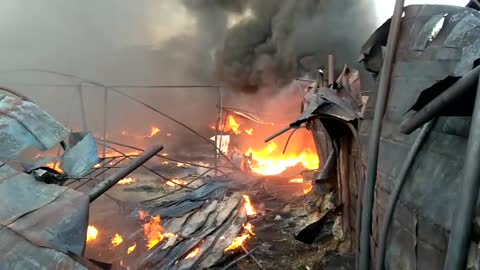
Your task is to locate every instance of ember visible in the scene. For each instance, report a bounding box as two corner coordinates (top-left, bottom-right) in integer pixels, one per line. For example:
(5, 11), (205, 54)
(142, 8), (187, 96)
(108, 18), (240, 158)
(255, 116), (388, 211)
(117, 177), (136, 185)
(289, 177), (304, 183)
(166, 178), (188, 187)
(111, 233), (124, 247)
(245, 128), (254, 135)
(86, 225), (98, 243)
(185, 247), (201, 259)
(150, 127), (160, 137)
(242, 195), (256, 216)
(127, 243), (136, 254)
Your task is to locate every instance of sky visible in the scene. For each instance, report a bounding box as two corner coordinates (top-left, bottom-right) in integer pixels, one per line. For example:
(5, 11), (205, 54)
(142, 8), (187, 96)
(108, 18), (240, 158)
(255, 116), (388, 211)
(375, 0), (471, 23)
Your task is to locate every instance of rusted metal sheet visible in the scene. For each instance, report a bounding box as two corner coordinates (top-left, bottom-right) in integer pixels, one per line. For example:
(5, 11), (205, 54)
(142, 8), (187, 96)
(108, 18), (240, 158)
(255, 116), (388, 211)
(0, 95), (69, 159)
(359, 4), (480, 270)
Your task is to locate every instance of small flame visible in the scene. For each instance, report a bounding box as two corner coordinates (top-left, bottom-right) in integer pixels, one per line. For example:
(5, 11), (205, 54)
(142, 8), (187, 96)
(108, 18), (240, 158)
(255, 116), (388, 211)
(166, 178), (188, 187)
(93, 163), (101, 168)
(162, 153), (168, 156)
(162, 161), (169, 165)
(111, 233), (124, 247)
(245, 128), (254, 135)
(289, 177), (304, 183)
(150, 127), (160, 137)
(224, 232), (250, 251)
(127, 243), (136, 254)
(117, 177), (136, 185)
(304, 183), (313, 194)
(138, 210), (149, 221)
(243, 223), (255, 235)
(177, 162), (185, 167)
(185, 247), (200, 259)
(86, 225), (98, 243)
(242, 195), (256, 216)
(45, 162), (64, 173)
(167, 133), (172, 137)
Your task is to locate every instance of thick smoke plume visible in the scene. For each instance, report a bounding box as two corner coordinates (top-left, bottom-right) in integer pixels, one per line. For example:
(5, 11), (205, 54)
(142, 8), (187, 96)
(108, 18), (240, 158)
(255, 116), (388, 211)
(0, 0), (376, 149)
(215, 0), (377, 93)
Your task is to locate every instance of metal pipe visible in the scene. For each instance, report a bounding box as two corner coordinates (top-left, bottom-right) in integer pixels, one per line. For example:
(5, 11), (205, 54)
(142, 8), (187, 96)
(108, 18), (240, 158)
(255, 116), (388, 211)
(376, 120), (435, 270)
(443, 77), (480, 270)
(359, 0), (404, 269)
(328, 54), (335, 86)
(264, 126), (292, 143)
(400, 65), (480, 134)
(88, 144), (163, 202)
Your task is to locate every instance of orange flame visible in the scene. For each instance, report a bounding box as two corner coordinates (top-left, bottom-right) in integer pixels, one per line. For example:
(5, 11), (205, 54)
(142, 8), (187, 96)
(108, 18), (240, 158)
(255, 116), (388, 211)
(185, 247), (200, 259)
(242, 195), (256, 216)
(150, 127), (160, 137)
(224, 232), (250, 251)
(243, 223), (255, 235)
(86, 225), (98, 243)
(166, 178), (188, 187)
(111, 233), (124, 247)
(245, 142), (319, 175)
(117, 177), (136, 185)
(127, 243), (136, 254)
(245, 128), (254, 135)
(304, 182), (313, 194)
(144, 216), (164, 249)
(289, 177), (304, 183)
(45, 162), (64, 173)
(227, 115), (241, 135)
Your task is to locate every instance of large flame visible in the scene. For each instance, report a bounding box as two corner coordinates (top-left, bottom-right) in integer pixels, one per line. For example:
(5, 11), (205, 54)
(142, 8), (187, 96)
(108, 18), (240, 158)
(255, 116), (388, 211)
(242, 195), (256, 216)
(111, 233), (124, 247)
(245, 142), (319, 175)
(304, 182), (313, 194)
(86, 225), (98, 243)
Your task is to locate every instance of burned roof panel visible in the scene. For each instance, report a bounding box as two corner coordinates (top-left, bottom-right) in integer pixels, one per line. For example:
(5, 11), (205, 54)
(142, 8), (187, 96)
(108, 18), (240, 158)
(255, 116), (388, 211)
(0, 95), (69, 159)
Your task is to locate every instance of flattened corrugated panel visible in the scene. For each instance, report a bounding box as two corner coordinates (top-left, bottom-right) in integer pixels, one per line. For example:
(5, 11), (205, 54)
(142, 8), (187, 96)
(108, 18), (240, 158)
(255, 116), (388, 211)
(0, 226), (87, 270)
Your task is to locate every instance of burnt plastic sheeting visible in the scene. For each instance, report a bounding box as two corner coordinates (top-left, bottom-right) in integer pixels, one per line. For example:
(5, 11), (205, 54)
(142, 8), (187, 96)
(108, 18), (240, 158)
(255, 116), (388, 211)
(61, 132), (99, 177)
(0, 95), (69, 159)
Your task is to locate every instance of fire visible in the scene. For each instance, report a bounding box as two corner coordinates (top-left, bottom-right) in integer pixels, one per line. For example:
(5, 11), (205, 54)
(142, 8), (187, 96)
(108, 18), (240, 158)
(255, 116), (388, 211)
(117, 177), (136, 185)
(243, 223), (255, 235)
(138, 210), (149, 221)
(127, 243), (136, 254)
(86, 225), (98, 243)
(224, 232), (250, 252)
(150, 127), (160, 137)
(242, 195), (256, 216)
(93, 163), (101, 168)
(245, 128), (254, 135)
(289, 177), (304, 183)
(245, 142), (319, 176)
(304, 182), (313, 194)
(45, 162), (64, 173)
(166, 178), (188, 187)
(227, 115), (241, 135)
(185, 247), (200, 259)
(144, 216), (165, 249)
(111, 233), (124, 247)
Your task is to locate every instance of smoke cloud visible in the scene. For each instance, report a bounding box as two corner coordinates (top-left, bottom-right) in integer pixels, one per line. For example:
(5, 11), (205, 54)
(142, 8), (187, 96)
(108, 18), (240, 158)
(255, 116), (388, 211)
(0, 0), (377, 149)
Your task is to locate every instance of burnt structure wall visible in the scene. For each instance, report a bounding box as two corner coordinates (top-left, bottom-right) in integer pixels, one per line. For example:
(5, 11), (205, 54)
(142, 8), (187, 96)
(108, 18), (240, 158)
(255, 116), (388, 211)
(359, 5), (480, 269)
